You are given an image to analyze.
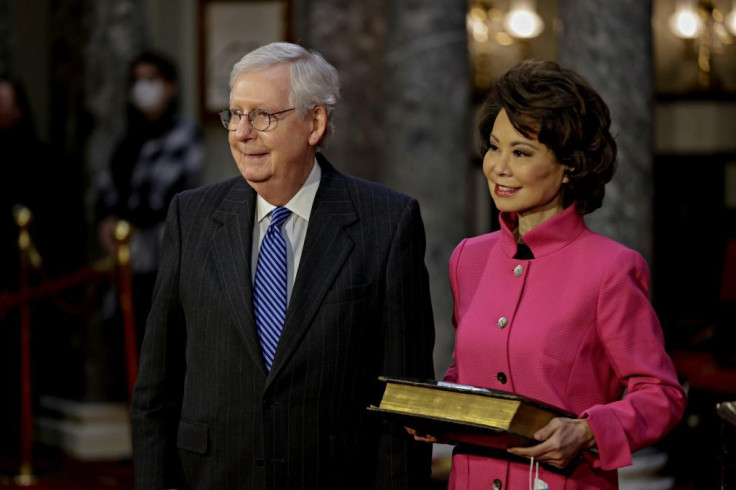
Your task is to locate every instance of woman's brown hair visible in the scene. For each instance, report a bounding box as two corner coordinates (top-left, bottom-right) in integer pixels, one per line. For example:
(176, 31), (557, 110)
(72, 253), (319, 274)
(476, 60), (617, 215)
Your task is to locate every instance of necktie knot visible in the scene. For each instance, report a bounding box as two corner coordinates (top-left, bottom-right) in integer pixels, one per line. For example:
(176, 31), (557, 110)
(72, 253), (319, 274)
(268, 206), (291, 230)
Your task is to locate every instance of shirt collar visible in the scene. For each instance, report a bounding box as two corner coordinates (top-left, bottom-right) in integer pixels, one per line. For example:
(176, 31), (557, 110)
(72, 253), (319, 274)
(256, 159), (321, 223)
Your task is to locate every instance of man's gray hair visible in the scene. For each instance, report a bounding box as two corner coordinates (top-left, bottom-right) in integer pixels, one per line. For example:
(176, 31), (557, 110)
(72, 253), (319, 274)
(230, 42), (340, 147)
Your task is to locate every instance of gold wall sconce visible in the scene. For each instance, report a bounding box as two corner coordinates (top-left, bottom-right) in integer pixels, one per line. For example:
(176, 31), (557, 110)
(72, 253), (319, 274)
(668, 0), (735, 89)
(467, 0), (545, 90)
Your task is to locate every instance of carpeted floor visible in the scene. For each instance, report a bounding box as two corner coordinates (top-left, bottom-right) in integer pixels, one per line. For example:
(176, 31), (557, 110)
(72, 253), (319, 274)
(0, 442), (711, 489)
(0, 449), (133, 489)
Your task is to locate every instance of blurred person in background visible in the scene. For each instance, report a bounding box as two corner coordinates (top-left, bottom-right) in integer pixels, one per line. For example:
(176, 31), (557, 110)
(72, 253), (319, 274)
(95, 51), (203, 347)
(0, 76), (36, 459)
(1, 78), (40, 291)
(0, 76), (85, 456)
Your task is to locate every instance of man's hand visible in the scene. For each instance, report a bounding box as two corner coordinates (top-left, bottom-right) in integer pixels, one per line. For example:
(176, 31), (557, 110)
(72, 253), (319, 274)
(507, 417), (595, 468)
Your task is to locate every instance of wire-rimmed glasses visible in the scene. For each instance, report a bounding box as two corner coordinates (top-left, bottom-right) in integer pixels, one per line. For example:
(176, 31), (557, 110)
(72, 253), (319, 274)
(218, 108), (295, 132)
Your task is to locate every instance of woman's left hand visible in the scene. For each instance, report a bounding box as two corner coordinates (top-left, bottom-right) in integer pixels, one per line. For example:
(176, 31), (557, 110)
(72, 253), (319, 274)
(507, 417), (595, 469)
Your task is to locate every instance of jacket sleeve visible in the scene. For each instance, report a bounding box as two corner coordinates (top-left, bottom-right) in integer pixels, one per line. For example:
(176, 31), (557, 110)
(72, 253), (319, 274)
(443, 238), (467, 384)
(130, 194), (187, 489)
(583, 248), (686, 470)
(376, 197), (435, 489)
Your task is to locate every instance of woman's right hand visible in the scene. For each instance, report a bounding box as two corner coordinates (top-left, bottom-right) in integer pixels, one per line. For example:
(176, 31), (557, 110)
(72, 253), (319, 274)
(405, 427), (446, 444)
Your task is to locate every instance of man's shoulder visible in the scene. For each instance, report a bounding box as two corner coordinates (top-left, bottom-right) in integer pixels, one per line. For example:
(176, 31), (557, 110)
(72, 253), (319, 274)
(319, 154), (413, 207)
(340, 172), (413, 207)
(176, 176), (245, 209)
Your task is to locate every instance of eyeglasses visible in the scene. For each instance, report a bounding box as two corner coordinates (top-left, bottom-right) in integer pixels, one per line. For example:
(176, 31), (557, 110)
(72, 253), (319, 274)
(218, 107), (295, 132)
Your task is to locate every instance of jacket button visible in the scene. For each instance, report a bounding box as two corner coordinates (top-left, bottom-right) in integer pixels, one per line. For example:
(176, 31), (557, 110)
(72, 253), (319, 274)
(513, 265), (523, 277)
(493, 479), (502, 489)
(497, 372), (507, 384)
(497, 316), (508, 328)
(256, 458), (265, 467)
(263, 399), (274, 409)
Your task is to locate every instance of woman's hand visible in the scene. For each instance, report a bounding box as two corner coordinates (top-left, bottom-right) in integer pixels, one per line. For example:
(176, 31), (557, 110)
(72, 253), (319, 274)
(404, 427), (447, 444)
(507, 417), (595, 468)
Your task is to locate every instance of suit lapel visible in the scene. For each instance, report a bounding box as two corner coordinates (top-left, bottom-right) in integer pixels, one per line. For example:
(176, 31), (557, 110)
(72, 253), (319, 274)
(267, 156), (358, 381)
(211, 179), (268, 374)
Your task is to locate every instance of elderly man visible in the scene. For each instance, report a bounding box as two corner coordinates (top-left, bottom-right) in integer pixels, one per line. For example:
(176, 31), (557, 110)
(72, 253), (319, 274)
(130, 42), (435, 489)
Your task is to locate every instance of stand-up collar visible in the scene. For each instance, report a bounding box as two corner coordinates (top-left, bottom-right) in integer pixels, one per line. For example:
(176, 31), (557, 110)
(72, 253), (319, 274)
(499, 205), (587, 258)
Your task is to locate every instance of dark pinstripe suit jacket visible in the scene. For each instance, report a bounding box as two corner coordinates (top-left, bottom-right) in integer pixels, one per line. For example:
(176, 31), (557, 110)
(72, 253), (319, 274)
(130, 155), (435, 489)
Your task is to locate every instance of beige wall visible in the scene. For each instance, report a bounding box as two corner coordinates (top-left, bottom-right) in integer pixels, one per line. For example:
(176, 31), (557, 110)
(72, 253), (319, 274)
(656, 101), (736, 154)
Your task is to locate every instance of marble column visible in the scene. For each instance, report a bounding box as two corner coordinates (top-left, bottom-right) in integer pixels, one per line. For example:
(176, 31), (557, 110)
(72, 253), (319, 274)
(49, 0), (89, 162)
(294, 0), (470, 375)
(383, 1), (469, 375)
(292, 0), (387, 182)
(83, 0), (148, 400)
(558, 0), (654, 263)
(0, 0), (8, 76)
(85, 0), (148, 188)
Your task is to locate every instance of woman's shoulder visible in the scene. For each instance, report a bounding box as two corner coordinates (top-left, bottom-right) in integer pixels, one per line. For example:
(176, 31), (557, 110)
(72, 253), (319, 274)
(450, 231), (502, 265)
(456, 230), (502, 250)
(576, 229), (649, 272)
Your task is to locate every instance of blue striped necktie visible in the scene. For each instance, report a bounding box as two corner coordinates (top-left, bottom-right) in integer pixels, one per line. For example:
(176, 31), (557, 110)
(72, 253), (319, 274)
(254, 206), (292, 371)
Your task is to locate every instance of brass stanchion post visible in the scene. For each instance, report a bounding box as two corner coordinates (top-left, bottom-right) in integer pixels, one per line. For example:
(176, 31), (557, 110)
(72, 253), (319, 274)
(114, 220), (139, 403)
(13, 206), (39, 486)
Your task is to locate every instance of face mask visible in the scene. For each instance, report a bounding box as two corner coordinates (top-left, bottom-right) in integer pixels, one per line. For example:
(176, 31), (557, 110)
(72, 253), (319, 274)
(529, 457), (549, 490)
(130, 79), (165, 112)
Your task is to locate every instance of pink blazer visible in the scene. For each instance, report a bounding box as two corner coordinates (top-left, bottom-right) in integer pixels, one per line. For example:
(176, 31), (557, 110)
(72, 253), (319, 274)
(444, 205), (686, 490)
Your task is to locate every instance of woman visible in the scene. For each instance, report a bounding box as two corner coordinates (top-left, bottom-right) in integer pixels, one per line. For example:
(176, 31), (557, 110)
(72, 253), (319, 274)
(95, 51), (203, 348)
(411, 60), (686, 489)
